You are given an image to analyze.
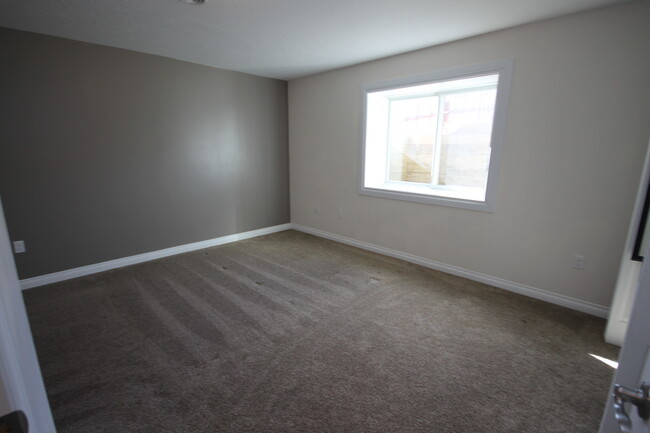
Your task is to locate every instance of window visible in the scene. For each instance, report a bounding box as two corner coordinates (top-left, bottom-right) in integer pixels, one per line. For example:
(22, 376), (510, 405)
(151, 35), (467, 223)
(360, 60), (513, 211)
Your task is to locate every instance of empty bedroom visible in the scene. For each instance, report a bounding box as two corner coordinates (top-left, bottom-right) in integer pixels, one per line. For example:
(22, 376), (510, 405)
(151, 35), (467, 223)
(1, 0), (650, 432)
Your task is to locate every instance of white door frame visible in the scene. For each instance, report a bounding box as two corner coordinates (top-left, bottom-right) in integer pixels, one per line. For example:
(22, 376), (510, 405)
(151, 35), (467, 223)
(599, 246), (650, 432)
(0, 197), (56, 432)
(605, 139), (650, 345)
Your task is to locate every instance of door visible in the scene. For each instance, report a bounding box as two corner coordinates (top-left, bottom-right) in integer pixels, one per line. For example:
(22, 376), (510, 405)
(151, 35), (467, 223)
(600, 249), (650, 433)
(0, 197), (57, 432)
(606, 139), (650, 346)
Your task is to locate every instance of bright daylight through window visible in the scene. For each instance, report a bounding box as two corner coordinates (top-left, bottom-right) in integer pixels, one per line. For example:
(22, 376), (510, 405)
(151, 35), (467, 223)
(361, 60), (513, 211)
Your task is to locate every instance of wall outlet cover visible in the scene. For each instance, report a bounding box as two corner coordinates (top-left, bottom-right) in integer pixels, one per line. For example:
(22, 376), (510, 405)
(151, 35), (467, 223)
(13, 240), (26, 254)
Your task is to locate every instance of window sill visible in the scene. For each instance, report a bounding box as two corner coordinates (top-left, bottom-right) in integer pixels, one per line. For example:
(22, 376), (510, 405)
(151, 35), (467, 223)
(360, 184), (494, 212)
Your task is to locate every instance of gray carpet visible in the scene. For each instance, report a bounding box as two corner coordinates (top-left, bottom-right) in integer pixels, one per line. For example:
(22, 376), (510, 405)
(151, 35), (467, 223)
(23, 230), (618, 432)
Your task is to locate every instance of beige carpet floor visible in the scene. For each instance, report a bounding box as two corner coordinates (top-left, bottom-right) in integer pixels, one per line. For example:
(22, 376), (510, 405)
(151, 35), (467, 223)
(23, 230), (618, 432)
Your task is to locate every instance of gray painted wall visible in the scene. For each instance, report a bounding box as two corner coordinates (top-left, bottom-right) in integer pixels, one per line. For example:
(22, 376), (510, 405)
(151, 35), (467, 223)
(288, 1), (650, 309)
(0, 28), (289, 279)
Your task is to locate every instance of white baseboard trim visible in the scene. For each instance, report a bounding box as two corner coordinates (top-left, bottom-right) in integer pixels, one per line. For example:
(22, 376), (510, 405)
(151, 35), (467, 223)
(291, 224), (610, 318)
(20, 222), (610, 318)
(20, 223), (293, 290)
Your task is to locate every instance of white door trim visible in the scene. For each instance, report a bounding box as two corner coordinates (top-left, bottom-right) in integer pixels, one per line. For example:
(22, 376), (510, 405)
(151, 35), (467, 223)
(599, 241), (650, 432)
(605, 138), (650, 345)
(0, 197), (57, 432)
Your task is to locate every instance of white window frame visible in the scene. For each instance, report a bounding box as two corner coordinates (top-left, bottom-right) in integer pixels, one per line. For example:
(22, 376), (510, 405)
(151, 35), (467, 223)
(359, 59), (514, 212)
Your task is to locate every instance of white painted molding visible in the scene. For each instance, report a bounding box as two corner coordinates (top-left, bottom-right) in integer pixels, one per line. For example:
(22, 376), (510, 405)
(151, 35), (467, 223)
(292, 224), (610, 318)
(20, 221), (610, 319)
(0, 198), (57, 432)
(605, 138), (650, 345)
(20, 223), (292, 290)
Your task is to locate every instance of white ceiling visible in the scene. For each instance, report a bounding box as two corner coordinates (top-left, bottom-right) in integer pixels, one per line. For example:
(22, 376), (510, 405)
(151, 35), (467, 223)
(0, 0), (636, 80)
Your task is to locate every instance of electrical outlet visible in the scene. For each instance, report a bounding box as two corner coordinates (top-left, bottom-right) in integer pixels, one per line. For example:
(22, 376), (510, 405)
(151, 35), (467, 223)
(13, 240), (26, 254)
(313, 205), (319, 215)
(573, 254), (585, 270)
(338, 208), (344, 219)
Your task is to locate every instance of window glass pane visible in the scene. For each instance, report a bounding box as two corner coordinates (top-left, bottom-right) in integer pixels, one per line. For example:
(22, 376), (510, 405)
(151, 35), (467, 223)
(361, 60), (513, 210)
(437, 89), (496, 188)
(388, 96), (438, 183)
